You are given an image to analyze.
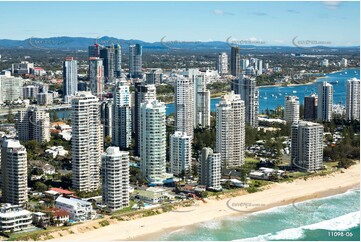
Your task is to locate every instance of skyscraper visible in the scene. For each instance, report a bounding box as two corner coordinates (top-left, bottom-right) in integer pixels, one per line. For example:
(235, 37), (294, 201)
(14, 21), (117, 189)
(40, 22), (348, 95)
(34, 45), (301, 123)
(102, 147), (129, 211)
(346, 78), (360, 121)
(88, 43), (101, 58)
(134, 82), (156, 156)
(100, 100), (112, 138)
(1, 139), (28, 206)
(100, 46), (115, 81)
(317, 82), (333, 122)
(175, 77), (194, 138)
(304, 94), (318, 121)
(112, 81), (132, 149)
(71, 92), (103, 191)
(139, 100), (167, 183)
(216, 92), (245, 167)
(199, 147), (222, 191)
(284, 96), (300, 123)
(129, 44), (142, 78)
(216, 52), (228, 75)
(170, 131), (192, 176)
(114, 44), (122, 78)
(291, 121), (323, 171)
(232, 74), (259, 128)
(63, 57), (78, 103)
(16, 106), (50, 143)
(193, 75), (210, 128)
(230, 46), (240, 76)
(89, 57), (104, 99)
(240, 59), (249, 71)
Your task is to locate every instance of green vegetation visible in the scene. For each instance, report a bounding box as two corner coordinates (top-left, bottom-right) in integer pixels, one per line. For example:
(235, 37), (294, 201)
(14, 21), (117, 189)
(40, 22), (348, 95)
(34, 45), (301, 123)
(98, 220), (110, 227)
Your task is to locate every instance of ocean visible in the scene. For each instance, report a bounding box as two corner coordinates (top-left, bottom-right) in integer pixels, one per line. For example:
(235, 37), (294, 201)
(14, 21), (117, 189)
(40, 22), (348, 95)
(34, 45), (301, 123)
(55, 68), (360, 119)
(159, 188), (360, 241)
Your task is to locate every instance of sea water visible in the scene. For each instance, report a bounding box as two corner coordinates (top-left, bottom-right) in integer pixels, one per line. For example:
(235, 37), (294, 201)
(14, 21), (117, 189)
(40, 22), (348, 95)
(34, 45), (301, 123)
(160, 188), (360, 241)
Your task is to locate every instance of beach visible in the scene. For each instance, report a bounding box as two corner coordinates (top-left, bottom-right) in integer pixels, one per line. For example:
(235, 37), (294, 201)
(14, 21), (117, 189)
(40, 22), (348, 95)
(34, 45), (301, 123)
(49, 163), (360, 241)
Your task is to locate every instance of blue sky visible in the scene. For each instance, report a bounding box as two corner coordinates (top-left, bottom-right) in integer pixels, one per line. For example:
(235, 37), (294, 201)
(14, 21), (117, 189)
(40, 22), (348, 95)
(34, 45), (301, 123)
(0, 1), (359, 46)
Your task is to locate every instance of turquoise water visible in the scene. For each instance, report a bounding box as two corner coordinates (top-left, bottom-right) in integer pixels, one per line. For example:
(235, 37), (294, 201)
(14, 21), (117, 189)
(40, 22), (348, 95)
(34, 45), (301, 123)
(55, 68), (359, 119)
(160, 188), (360, 241)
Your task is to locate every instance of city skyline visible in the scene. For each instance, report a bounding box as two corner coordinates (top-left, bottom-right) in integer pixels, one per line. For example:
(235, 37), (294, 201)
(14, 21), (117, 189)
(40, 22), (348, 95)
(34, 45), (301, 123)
(0, 1), (359, 46)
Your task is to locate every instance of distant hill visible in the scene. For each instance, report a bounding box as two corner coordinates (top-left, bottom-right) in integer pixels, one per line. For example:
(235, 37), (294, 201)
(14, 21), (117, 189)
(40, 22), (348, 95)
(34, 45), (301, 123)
(0, 36), (359, 53)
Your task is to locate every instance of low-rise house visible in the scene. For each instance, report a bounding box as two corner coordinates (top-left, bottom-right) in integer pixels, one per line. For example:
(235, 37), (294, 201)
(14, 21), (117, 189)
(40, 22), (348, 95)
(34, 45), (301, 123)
(49, 188), (75, 197)
(46, 208), (69, 226)
(42, 163), (56, 175)
(32, 212), (50, 228)
(0, 204), (33, 233)
(55, 196), (95, 222)
(134, 190), (163, 204)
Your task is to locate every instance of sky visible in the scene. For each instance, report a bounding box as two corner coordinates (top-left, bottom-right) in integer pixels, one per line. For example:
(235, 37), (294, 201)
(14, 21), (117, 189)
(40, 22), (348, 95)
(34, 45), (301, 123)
(0, 1), (359, 46)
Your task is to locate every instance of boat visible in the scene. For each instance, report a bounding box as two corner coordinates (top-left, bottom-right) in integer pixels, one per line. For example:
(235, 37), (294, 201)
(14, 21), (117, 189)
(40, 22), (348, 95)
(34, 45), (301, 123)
(292, 90), (297, 94)
(328, 80), (339, 84)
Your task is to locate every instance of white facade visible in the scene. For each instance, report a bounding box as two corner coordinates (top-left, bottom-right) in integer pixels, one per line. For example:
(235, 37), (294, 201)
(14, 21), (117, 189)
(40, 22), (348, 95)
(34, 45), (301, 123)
(102, 147), (130, 211)
(140, 100), (167, 183)
(199, 147), (222, 191)
(193, 75), (210, 128)
(291, 121), (323, 171)
(37, 92), (53, 106)
(216, 92), (245, 167)
(284, 96), (300, 123)
(216, 52), (228, 75)
(1, 140), (28, 206)
(89, 57), (104, 98)
(317, 82), (333, 122)
(346, 78), (360, 121)
(16, 106), (50, 143)
(170, 131), (192, 176)
(0, 204), (32, 232)
(71, 92), (102, 191)
(112, 81), (132, 149)
(63, 57), (78, 103)
(340, 58), (348, 67)
(55, 196), (95, 222)
(0, 76), (24, 104)
(232, 74), (259, 128)
(175, 77), (194, 138)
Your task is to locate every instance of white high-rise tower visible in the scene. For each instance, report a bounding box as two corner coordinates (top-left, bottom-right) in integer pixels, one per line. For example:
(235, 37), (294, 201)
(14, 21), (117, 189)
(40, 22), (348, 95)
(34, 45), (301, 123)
(346, 78), (360, 121)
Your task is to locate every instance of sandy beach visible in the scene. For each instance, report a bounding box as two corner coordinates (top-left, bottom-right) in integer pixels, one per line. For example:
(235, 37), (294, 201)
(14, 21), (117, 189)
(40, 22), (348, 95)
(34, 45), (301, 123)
(48, 163), (360, 241)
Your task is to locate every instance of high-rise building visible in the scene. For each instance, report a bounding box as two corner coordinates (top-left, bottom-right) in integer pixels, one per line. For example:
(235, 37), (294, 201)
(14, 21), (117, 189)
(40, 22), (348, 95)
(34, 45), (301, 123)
(230, 46), (240, 76)
(232, 74), (259, 128)
(139, 99), (167, 183)
(89, 57), (104, 99)
(216, 92), (245, 167)
(304, 94), (318, 121)
(170, 131), (192, 176)
(193, 75), (210, 128)
(199, 147), (222, 191)
(240, 59), (249, 71)
(114, 44), (122, 78)
(16, 106), (50, 143)
(112, 81), (132, 149)
(0, 76), (24, 104)
(88, 44), (101, 58)
(346, 78), (360, 121)
(102, 147), (129, 211)
(175, 77), (194, 138)
(100, 100), (112, 138)
(284, 96), (300, 123)
(1, 139), (28, 206)
(216, 52), (228, 75)
(340, 58), (348, 67)
(145, 69), (163, 85)
(195, 90), (211, 128)
(63, 57), (78, 103)
(134, 82), (156, 156)
(256, 59), (263, 75)
(317, 82), (333, 122)
(291, 121), (323, 171)
(71, 92), (103, 191)
(99, 46), (115, 81)
(129, 44), (142, 78)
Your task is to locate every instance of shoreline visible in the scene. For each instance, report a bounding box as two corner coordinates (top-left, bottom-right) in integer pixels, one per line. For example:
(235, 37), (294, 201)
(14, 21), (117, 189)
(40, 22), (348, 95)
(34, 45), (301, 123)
(49, 163), (360, 242)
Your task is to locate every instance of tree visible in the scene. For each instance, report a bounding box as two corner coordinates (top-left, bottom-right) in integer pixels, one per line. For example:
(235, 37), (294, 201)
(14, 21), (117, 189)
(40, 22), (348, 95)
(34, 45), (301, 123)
(34, 181), (48, 192)
(245, 124), (257, 147)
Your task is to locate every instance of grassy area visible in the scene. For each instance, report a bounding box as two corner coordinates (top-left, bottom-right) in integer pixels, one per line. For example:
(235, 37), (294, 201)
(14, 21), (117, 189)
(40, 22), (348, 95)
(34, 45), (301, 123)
(8, 227), (65, 241)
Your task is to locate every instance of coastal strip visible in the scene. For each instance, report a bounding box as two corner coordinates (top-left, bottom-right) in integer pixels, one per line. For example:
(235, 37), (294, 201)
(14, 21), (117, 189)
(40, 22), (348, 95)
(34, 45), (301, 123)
(48, 163), (360, 242)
